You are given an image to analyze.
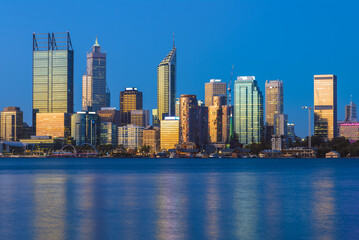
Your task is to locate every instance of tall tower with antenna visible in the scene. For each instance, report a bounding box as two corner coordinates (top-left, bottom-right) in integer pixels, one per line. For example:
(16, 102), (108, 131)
(227, 65), (236, 147)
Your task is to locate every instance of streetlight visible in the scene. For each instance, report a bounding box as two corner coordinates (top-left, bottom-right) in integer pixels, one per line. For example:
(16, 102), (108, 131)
(302, 106), (313, 148)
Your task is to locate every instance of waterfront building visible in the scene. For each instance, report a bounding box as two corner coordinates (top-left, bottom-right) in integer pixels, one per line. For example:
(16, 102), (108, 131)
(100, 122), (118, 146)
(36, 113), (71, 139)
(287, 123), (296, 143)
(208, 95), (228, 143)
(339, 122), (359, 143)
(160, 116), (179, 151)
(157, 43), (176, 122)
(120, 88), (143, 125)
(274, 114), (288, 136)
(234, 76), (263, 145)
(265, 80), (283, 126)
(32, 32), (74, 132)
(314, 74), (337, 140)
(205, 79), (227, 107)
(271, 135), (286, 151)
(130, 110), (150, 127)
(179, 94), (199, 145)
(152, 109), (159, 126)
(82, 37), (108, 112)
(97, 107), (121, 125)
(71, 111), (100, 146)
(345, 101), (357, 122)
(143, 126), (160, 153)
(118, 124), (144, 149)
(0, 107), (23, 141)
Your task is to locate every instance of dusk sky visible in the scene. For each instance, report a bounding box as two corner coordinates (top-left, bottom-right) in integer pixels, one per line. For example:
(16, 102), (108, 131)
(0, 0), (358, 137)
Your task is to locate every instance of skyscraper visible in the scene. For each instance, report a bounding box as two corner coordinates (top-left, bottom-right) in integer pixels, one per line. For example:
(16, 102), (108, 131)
(71, 111), (101, 146)
(208, 95), (228, 143)
(265, 80), (283, 126)
(160, 117), (179, 151)
(179, 94), (199, 145)
(205, 79), (227, 107)
(82, 37), (107, 111)
(157, 43), (176, 122)
(234, 76), (263, 145)
(119, 88), (143, 125)
(314, 74), (337, 140)
(32, 32), (74, 132)
(345, 101), (357, 122)
(0, 107), (23, 141)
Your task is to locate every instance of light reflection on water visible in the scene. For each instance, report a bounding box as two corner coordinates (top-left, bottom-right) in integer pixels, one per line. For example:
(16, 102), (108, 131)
(0, 158), (357, 240)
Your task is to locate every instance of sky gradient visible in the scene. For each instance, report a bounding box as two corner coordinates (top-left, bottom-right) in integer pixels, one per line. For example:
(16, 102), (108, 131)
(0, 0), (358, 137)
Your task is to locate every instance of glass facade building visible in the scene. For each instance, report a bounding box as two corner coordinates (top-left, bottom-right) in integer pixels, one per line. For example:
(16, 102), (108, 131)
(234, 76), (263, 145)
(118, 124), (144, 149)
(82, 37), (107, 111)
(119, 88), (143, 125)
(160, 117), (179, 151)
(71, 111), (100, 146)
(36, 113), (71, 139)
(100, 122), (118, 146)
(0, 107), (23, 141)
(157, 46), (176, 123)
(33, 32), (74, 132)
(265, 80), (283, 126)
(314, 74), (337, 140)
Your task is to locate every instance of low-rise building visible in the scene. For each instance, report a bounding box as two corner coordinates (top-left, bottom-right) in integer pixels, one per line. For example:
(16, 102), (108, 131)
(118, 124), (144, 149)
(143, 126), (160, 153)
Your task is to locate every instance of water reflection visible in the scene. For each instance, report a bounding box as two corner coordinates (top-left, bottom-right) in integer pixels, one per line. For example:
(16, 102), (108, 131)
(205, 173), (220, 239)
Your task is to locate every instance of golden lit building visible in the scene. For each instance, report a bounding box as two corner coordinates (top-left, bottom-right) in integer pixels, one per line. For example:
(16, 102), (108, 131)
(157, 45), (176, 123)
(130, 110), (150, 127)
(208, 95), (228, 143)
(265, 80), (283, 126)
(120, 88), (143, 125)
(314, 74), (337, 140)
(160, 117), (179, 151)
(143, 126), (160, 153)
(205, 79), (227, 107)
(36, 113), (71, 139)
(0, 107), (23, 141)
(179, 95), (199, 145)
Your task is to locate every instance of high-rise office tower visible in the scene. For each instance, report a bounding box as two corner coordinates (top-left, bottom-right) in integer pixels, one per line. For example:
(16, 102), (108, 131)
(314, 74), (337, 140)
(208, 95), (228, 143)
(82, 37), (107, 111)
(345, 101), (357, 122)
(274, 113), (288, 136)
(179, 94), (199, 145)
(287, 123), (296, 143)
(160, 117), (179, 151)
(32, 32), (74, 132)
(71, 111), (101, 146)
(0, 107), (23, 141)
(205, 79), (227, 107)
(119, 88), (143, 125)
(265, 80), (283, 126)
(234, 76), (263, 145)
(100, 122), (118, 146)
(157, 43), (176, 123)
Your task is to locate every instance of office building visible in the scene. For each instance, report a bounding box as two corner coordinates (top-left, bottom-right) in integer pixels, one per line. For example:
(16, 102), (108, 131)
(118, 124), (144, 149)
(152, 109), (159, 126)
(143, 126), (160, 153)
(287, 123), (296, 143)
(157, 43), (176, 122)
(32, 32), (74, 132)
(314, 74), (337, 140)
(265, 80), (283, 126)
(120, 88), (143, 125)
(339, 122), (359, 143)
(36, 113), (71, 139)
(0, 107), (23, 141)
(205, 79), (227, 107)
(234, 76), (263, 145)
(179, 95), (199, 145)
(160, 116), (179, 151)
(208, 95), (228, 143)
(100, 122), (118, 146)
(130, 110), (150, 127)
(345, 101), (357, 122)
(82, 37), (108, 111)
(274, 114), (288, 136)
(97, 107), (121, 125)
(71, 111), (100, 146)
(175, 98), (180, 117)
(198, 105), (209, 146)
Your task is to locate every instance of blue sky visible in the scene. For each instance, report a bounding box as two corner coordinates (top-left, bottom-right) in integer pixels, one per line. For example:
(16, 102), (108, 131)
(0, 0), (358, 137)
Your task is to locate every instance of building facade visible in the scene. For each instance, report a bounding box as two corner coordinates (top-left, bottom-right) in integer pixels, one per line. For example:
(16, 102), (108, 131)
(234, 76), (263, 145)
(82, 37), (108, 111)
(143, 126), (160, 153)
(36, 113), (71, 139)
(208, 95), (228, 143)
(205, 79), (227, 107)
(179, 95), (199, 145)
(274, 113), (288, 136)
(160, 117), (179, 151)
(339, 122), (359, 143)
(287, 123), (296, 143)
(32, 32), (74, 132)
(157, 45), (176, 124)
(314, 74), (337, 140)
(71, 111), (100, 146)
(97, 107), (121, 126)
(130, 110), (150, 127)
(0, 107), (23, 141)
(120, 88), (143, 125)
(118, 124), (144, 149)
(345, 101), (357, 122)
(100, 122), (118, 146)
(265, 80), (283, 126)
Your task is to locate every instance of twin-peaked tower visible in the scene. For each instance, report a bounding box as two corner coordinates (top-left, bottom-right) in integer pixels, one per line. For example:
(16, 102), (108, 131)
(82, 37), (109, 111)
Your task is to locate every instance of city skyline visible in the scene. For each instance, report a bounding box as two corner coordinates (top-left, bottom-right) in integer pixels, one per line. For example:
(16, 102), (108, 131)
(1, 0), (359, 137)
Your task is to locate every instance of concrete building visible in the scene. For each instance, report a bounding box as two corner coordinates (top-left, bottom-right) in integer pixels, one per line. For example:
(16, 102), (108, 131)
(208, 95), (228, 143)
(339, 122), (359, 143)
(71, 111), (100, 146)
(205, 79), (227, 107)
(314, 74), (337, 140)
(265, 80), (283, 126)
(179, 94), (199, 145)
(120, 88), (143, 125)
(118, 124), (144, 149)
(130, 110), (150, 127)
(143, 126), (160, 153)
(0, 107), (23, 141)
(160, 117), (179, 151)
(36, 113), (71, 139)
(97, 107), (121, 126)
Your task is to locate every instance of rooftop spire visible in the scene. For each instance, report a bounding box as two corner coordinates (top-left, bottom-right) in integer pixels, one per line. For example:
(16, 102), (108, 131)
(93, 35), (100, 47)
